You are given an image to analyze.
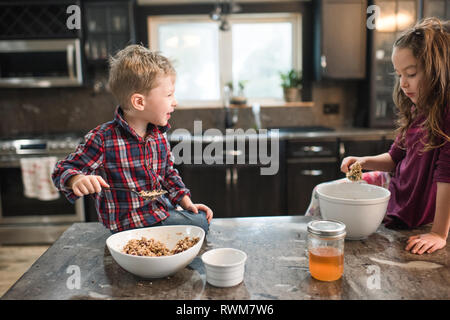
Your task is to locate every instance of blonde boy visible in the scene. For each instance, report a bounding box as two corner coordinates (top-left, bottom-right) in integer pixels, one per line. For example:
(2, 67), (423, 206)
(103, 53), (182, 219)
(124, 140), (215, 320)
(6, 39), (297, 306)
(52, 45), (213, 233)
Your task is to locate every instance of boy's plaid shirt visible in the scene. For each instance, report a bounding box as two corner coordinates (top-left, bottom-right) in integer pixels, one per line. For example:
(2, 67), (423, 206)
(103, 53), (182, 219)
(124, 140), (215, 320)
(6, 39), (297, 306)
(52, 107), (190, 233)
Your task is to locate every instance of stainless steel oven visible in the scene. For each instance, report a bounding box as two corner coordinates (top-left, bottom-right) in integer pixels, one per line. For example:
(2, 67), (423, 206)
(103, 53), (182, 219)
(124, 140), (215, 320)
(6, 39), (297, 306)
(0, 135), (85, 244)
(0, 39), (83, 88)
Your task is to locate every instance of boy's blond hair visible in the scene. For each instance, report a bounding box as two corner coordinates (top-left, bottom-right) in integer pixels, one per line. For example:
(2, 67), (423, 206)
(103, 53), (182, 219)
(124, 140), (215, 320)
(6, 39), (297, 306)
(108, 45), (176, 110)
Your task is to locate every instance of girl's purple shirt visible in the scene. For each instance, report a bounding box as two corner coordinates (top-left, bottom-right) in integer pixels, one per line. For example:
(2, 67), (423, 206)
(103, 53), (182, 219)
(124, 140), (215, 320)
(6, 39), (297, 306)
(387, 108), (450, 228)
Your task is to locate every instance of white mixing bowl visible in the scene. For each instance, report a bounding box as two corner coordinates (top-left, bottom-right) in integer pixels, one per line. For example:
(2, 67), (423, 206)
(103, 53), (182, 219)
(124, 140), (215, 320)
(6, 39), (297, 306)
(316, 182), (391, 240)
(106, 225), (205, 279)
(201, 248), (247, 287)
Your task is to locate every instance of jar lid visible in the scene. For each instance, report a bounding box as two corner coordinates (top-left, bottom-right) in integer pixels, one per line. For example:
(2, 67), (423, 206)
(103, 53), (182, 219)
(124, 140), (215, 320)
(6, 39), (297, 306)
(307, 220), (346, 237)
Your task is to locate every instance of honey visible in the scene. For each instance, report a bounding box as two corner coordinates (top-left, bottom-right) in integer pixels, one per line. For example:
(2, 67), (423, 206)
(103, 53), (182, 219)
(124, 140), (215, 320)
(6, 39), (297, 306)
(309, 247), (344, 281)
(307, 220), (346, 282)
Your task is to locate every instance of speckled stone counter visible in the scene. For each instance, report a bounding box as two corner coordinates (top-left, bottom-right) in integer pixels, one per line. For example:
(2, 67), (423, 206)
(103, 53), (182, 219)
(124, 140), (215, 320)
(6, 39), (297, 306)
(168, 128), (396, 143)
(2, 216), (449, 300)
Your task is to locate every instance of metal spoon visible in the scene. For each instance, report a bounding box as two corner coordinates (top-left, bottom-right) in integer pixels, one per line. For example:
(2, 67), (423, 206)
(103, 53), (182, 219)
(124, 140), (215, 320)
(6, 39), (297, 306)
(106, 187), (167, 200)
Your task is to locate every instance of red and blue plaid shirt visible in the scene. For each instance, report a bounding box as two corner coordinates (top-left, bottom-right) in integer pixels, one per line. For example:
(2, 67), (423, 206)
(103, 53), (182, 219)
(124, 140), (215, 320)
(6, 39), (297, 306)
(52, 107), (190, 233)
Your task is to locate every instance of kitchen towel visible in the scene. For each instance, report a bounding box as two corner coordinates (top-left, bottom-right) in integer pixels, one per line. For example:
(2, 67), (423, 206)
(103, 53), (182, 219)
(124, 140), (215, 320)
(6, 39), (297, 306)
(20, 156), (60, 201)
(305, 171), (391, 217)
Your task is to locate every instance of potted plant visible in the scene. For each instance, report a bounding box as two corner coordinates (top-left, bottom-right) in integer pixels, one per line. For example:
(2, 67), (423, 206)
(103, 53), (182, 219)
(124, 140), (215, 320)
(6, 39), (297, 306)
(280, 69), (303, 102)
(226, 80), (248, 107)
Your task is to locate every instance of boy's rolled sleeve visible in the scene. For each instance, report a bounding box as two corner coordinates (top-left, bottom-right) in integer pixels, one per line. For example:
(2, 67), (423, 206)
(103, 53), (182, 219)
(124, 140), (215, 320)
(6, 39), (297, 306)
(52, 130), (105, 203)
(162, 139), (191, 205)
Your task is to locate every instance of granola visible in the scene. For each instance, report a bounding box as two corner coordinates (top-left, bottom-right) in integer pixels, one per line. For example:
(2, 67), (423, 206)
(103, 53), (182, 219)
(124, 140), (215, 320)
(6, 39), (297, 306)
(138, 189), (167, 200)
(346, 162), (363, 182)
(122, 236), (200, 257)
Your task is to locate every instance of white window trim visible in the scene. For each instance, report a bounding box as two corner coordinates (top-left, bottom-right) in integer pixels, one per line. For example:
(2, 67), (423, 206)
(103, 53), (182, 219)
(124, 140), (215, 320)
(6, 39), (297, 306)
(147, 13), (302, 108)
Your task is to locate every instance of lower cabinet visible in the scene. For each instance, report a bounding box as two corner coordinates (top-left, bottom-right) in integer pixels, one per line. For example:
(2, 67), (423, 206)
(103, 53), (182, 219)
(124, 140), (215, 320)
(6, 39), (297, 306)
(178, 163), (284, 218)
(176, 164), (230, 218)
(233, 164), (284, 217)
(339, 138), (386, 158)
(286, 139), (340, 215)
(286, 159), (339, 215)
(172, 134), (393, 218)
(339, 137), (396, 161)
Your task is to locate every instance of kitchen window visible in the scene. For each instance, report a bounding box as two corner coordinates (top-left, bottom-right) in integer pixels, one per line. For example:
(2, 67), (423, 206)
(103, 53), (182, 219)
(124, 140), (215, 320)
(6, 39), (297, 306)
(147, 13), (302, 107)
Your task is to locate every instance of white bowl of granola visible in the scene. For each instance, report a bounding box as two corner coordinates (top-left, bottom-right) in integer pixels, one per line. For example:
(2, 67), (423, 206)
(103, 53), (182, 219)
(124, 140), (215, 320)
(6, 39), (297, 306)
(106, 225), (205, 279)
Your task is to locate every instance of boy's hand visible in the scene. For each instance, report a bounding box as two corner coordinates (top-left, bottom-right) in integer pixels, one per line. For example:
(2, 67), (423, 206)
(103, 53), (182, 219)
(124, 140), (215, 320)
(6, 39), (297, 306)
(405, 232), (447, 254)
(68, 174), (110, 197)
(341, 156), (366, 173)
(180, 195), (213, 223)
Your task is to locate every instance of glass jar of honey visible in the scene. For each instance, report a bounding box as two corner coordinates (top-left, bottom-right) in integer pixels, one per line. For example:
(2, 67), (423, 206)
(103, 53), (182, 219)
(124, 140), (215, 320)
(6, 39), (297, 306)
(307, 220), (346, 282)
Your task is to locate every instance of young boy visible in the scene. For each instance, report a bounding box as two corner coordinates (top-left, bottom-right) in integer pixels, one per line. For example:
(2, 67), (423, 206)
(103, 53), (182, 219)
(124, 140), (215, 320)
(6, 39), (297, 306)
(52, 45), (213, 233)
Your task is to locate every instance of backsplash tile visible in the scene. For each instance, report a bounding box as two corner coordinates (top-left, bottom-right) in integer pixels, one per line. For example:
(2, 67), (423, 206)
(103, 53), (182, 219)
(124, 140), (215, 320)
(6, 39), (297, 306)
(0, 80), (359, 138)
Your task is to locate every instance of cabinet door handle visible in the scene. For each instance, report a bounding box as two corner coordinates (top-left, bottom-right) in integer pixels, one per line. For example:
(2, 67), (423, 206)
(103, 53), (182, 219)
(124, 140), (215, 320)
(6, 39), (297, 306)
(339, 142), (346, 158)
(226, 168), (231, 188)
(225, 150), (243, 157)
(300, 170), (323, 176)
(302, 146), (323, 153)
(321, 55), (327, 69)
(232, 167), (238, 186)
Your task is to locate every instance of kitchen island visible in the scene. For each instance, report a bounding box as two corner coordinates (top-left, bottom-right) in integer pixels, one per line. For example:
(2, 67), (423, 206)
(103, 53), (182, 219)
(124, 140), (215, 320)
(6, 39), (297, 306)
(2, 216), (449, 300)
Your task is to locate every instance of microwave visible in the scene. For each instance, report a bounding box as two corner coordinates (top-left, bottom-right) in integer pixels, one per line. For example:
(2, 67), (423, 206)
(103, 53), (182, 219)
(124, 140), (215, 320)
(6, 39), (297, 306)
(0, 39), (83, 88)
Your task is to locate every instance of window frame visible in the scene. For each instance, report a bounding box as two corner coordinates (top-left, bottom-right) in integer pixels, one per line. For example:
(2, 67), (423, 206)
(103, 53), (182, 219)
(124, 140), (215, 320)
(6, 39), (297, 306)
(147, 12), (302, 108)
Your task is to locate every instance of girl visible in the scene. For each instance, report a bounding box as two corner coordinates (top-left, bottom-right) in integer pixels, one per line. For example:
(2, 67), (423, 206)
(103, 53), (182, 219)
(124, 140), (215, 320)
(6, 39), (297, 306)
(341, 18), (450, 255)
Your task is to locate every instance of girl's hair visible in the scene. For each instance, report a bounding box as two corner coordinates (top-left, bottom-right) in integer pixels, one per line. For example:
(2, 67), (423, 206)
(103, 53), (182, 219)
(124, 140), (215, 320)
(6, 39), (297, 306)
(108, 45), (176, 110)
(392, 17), (449, 151)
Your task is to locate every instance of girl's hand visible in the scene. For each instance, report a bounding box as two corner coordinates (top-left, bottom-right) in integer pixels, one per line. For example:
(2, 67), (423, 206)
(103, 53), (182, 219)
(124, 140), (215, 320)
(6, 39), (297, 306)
(405, 232), (447, 254)
(340, 156), (366, 173)
(69, 174), (110, 197)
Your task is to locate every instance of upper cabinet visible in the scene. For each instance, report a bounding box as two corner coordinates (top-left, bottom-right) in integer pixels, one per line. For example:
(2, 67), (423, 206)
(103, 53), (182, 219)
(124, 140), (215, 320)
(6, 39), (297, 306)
(83, 0), (136, 62)
(369, 0), (418, 128)
(0, 1), (81, 40)
(314, 0), (368, 80)
(368, 0), (448, 128)
(423, 0), (450, 19)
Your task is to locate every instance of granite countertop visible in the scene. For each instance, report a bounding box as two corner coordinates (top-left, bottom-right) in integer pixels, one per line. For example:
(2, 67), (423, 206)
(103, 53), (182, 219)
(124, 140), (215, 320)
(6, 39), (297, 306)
(168, 127), (396, 143)
(2, 216), (449, 300)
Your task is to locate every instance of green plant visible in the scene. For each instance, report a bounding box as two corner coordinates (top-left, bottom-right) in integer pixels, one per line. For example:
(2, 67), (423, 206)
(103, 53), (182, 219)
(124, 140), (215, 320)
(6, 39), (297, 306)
(279, 69), (303, 89)
(225, 81), (234, 91)
(226, 80), (248, 96)
(238, 80), (248, 92)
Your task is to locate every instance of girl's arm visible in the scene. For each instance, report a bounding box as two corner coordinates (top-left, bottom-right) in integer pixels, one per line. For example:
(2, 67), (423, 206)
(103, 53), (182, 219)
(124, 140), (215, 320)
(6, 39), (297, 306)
(432, 182), (450, 239)
(341, 152), (396, 173)
(406, 182), (450, 254)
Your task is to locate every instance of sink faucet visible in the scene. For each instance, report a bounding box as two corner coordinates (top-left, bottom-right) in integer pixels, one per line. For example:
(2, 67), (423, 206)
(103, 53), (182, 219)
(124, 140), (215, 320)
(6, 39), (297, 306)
(251, 103), (261, 130)
(224, 85), (238, 129)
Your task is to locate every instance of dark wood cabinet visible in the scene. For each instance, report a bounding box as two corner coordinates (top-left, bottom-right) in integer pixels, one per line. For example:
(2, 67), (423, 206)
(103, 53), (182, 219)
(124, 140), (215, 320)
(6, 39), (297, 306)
(314, 0), (367, 79)
(339, 139), (385, 157)
(286, 139), (339, 215)
(177, 164), (231, 218)
(179, 163), (285, 218)
(287, 158), (339, 215)
(83, 0), (135, 62)
(173, 135), (395, 218)
(173, 139), (285, 218)
(368, 0), (419, 128)
(0, 1), (81, 40)
(423, 0), (450, 20)
(339, 136), (395, 160)
(233, 164), (284, 217)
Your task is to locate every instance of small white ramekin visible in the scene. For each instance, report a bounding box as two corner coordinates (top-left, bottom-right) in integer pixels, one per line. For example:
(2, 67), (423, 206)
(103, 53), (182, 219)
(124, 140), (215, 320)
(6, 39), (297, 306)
(201, 248), (247, 287)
